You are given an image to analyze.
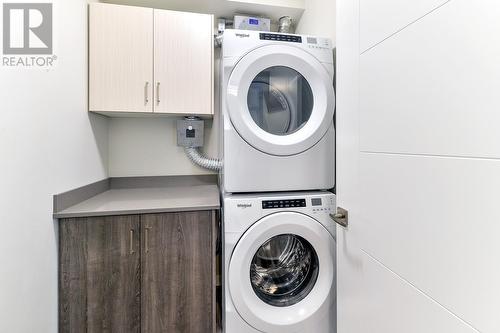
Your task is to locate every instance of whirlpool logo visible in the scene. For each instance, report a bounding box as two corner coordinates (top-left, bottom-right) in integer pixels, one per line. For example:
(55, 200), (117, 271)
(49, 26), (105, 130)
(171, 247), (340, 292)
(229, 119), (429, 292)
(2, 3), (57, 67)
(237, 203), (252, 209)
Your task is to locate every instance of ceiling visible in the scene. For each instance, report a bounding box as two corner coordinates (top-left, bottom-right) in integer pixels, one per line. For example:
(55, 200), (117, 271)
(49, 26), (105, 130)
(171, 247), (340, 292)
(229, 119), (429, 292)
(101, 0), (306, 27)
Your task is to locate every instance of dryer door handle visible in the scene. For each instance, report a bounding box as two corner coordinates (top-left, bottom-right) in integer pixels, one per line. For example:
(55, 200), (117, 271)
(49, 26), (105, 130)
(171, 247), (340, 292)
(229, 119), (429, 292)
(330, 207), (348, 228)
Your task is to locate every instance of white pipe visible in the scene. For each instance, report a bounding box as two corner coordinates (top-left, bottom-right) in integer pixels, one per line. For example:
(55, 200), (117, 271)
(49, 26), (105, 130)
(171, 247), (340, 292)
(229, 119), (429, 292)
(185, 147), (222, 171)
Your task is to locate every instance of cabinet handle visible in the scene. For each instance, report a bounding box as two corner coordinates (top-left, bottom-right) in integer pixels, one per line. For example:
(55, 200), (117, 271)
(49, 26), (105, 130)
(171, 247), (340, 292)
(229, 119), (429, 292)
(145, 227), (152, 253)
(144, 82), (149, 105)
(156, 82), (160, 104)
(129, 229), (135, 255)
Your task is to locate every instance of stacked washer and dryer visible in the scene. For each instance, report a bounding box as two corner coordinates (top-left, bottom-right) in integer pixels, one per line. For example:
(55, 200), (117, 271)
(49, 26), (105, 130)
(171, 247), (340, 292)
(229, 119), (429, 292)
(220, 30), (337, 333)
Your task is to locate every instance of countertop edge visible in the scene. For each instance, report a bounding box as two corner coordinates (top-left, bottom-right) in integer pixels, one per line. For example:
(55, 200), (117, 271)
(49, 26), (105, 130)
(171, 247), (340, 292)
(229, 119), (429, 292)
(53, 176), (220, 219)
(53, 204), (220, 219)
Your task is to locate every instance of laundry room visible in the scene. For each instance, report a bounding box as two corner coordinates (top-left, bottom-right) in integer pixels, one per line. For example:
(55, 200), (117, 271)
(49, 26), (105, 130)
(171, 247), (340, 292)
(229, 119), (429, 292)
(1, 0), (499, 332)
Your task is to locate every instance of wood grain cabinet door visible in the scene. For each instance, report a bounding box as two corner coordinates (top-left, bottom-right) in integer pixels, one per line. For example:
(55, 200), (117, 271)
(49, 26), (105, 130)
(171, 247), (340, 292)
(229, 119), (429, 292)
(59, 215), (141, 333)
(141, 211), (215, 333)
(153, 10), (214, 115)
(89, 3), (154, 113)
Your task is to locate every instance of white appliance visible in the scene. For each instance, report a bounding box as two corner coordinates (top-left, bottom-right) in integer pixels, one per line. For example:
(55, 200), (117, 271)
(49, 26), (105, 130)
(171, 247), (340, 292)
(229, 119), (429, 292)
(220, 29), (336, 193)
(224, 191), (336, 333)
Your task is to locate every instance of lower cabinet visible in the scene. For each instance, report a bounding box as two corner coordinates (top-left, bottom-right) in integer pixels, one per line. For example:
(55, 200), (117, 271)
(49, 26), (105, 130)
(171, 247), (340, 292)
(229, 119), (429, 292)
(59, 210), (217, 333)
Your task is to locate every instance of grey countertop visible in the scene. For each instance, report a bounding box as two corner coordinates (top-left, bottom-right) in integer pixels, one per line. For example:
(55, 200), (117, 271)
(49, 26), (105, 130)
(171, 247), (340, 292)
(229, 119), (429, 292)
(53, 176), (220, 218)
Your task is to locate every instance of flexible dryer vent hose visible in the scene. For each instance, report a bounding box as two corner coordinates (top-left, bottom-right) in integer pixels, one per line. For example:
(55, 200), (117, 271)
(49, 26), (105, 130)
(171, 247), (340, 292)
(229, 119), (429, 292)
(185, 147), (222, 171)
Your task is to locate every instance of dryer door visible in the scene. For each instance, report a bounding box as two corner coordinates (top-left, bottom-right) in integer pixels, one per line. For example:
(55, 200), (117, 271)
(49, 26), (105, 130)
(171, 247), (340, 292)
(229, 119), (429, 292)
(228, 212), (335, 333)
(227, 44), (335, 156)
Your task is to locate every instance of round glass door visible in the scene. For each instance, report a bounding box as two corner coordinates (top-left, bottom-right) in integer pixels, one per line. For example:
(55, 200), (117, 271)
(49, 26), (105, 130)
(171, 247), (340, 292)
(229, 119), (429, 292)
(227, 44), (335, 156)
(228, 211), (335, 332)
(247, 67), (314, 136)
(250, 234), (319, 307)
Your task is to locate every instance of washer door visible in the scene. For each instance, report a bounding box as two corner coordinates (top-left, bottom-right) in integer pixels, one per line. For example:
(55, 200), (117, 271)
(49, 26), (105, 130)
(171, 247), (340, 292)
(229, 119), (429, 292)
(227, 44), (335, 156)
(229, 212), (335, 332)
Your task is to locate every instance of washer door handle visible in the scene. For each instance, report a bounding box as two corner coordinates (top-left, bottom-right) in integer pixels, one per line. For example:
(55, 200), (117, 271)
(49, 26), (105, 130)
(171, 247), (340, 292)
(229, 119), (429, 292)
(330, 207), (348, 228)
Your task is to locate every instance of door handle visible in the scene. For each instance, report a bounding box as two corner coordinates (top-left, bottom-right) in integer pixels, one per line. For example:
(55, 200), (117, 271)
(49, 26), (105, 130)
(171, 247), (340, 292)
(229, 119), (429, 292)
(144, 82), (149, 105)
(145, 226), (152, 253)
(330, 207), (348, 228)
(156, 82), (160, 104)
(129, 229), (135, 255)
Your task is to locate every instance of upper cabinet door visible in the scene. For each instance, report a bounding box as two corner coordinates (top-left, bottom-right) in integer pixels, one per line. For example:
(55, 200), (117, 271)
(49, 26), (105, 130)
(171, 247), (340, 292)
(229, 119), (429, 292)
(154, 10), (213, 115)
(89, 4), (154, 113)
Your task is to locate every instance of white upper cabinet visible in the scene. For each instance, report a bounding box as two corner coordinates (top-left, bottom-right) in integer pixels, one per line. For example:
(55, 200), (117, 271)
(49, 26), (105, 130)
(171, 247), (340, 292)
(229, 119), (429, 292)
(89, 3), (214, 115)
(89, 4), (154, 113)
(154, 10), (213, 115)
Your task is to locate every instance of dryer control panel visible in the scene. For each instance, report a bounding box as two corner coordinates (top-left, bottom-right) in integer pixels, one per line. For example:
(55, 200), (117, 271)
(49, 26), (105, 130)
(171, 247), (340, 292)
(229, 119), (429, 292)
(223, 30), (334, 64)
(260, 33), (302, 43)
(257, 33), (331, 50)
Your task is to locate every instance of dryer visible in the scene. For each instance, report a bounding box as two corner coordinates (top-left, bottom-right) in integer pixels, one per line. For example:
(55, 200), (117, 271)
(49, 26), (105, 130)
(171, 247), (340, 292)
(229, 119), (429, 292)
(220, 30), (336, 193)
(223, 191), (336, 333)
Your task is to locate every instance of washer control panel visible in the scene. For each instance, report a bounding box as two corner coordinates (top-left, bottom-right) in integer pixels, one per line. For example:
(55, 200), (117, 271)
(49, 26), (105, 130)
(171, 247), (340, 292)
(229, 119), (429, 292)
(262, 199), (306, 209)
(260, 195), (334, 214)
(311, 195), (335, 214)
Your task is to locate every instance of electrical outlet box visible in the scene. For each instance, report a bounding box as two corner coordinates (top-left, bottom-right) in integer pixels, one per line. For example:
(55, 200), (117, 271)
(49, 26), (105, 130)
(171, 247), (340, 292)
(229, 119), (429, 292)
(177, 118), (204, 147)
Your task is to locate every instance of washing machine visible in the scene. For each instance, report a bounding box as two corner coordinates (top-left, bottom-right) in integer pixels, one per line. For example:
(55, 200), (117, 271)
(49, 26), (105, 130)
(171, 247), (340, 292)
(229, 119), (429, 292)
(223, 191), (336, 333)
(220, 30), (336, 193)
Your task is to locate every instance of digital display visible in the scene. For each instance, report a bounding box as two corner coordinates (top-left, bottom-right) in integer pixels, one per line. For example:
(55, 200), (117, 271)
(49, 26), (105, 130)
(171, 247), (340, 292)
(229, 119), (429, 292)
(311, 198), (322, 206)
(307, 37), (318, 44)
(249, 18), (259, 25)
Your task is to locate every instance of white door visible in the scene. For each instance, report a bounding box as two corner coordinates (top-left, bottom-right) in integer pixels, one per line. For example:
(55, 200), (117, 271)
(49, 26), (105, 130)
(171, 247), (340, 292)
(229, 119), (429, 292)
(154, 9), (213, 115)
(227, 45), (335, 156)
(337, 0), (500, 332)
(229, 212), (335, 332)
(89, 3), (153, 113)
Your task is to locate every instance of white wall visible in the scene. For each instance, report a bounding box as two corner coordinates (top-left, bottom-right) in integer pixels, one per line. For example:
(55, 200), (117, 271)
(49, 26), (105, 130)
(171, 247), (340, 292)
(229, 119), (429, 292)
(108, 116), (218, 176)
(296, 0), (336, 43)
(0, 1), (108, 332)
